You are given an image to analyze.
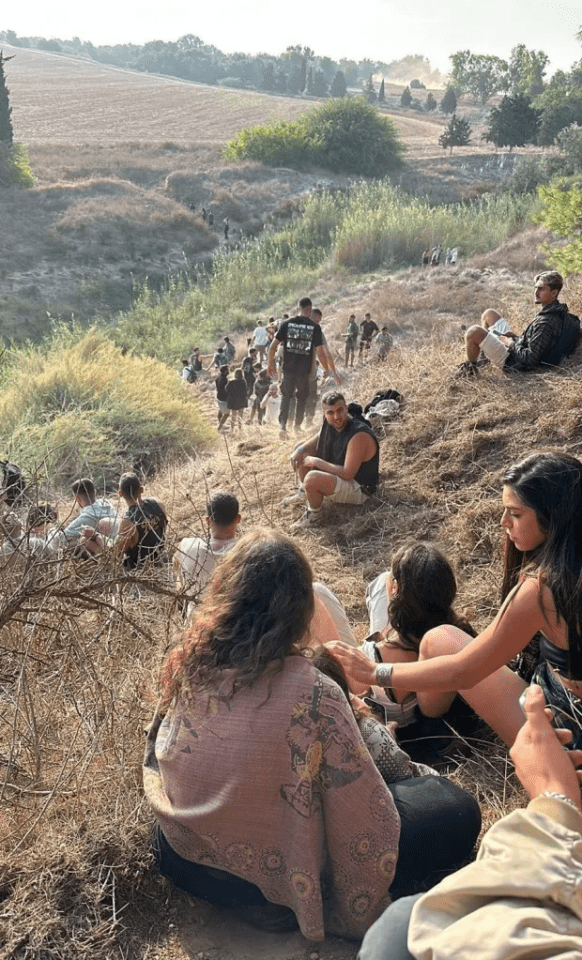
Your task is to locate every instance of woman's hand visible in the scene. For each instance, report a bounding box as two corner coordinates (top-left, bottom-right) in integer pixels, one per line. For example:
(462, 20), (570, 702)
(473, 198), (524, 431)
(326, 640), (377, 689)
(510, 684), (582, 810)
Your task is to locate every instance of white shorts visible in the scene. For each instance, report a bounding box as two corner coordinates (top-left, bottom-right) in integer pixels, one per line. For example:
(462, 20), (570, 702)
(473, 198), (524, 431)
(480, 331), (509, 369)
(216, 399), (228, 413)
(328, 476), (370, 505)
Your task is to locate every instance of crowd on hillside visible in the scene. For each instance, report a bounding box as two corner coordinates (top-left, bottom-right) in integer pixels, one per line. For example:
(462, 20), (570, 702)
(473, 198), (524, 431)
(4, 276), (582, 958)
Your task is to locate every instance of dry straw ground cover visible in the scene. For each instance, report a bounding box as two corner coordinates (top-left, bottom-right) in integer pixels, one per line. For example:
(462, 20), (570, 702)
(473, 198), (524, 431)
(3, 248), (582, 959)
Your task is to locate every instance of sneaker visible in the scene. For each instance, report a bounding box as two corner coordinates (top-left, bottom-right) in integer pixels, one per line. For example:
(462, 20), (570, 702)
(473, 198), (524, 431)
(454, 361), (479, 379)
(291, 509), (322, 532)
(281, 488), (306, 507)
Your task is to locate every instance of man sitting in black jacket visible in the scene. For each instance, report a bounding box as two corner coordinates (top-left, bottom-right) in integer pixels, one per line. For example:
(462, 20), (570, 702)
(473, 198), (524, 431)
(458, 271), (580, 377)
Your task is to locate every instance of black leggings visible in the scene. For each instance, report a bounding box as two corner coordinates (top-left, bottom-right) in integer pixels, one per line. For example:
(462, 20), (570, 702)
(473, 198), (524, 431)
(387, 775), (481, 898)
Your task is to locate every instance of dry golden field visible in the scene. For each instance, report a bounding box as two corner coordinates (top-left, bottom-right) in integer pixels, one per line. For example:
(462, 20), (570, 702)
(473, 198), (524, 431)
(0, 43), (536, 342)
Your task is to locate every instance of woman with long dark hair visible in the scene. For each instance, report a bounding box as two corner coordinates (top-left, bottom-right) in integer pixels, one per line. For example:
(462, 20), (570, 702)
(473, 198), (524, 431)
(361, 542), (475, 728)
(330, 452), (582, 748)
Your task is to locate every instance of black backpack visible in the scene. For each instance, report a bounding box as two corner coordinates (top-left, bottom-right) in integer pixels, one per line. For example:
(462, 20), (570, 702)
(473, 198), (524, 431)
(0, 461), (26, 506)
(364, 389), (403, 414)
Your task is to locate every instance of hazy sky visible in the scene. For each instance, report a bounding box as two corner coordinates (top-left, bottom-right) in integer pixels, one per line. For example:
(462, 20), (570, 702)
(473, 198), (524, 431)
(5, 0), (581, 74)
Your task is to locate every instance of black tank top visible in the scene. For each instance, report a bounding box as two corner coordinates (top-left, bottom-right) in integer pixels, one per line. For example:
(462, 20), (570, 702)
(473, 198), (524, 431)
(124, 499), (167, 569)
(316, 418), (379, 493)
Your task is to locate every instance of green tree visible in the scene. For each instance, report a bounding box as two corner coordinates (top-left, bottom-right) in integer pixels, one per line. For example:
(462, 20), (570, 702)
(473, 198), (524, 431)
(440, 86), (457, 114)
(303, 97), (404, 175)
(536, 176), (582, 274)
(400, 85), (412, 107)
(330, 70), (347, 98)
(0, 50), (14, 144)
(378, 78), (385, 103)
(450, 50), (508, 103)
(225, 97), (404, 177)
(364, 74), (377, 103)
(438, 113), (471, 153)
(425, 92), (437, 112)
(555, 123), (582, 175)
(507, 44), (548, 98)
(312, 68), (328, 98)
(274, 68), (288, 94)
(535, 82), (582, 145)
(260, 61), (276, 91)
(484, 94), (539, 149)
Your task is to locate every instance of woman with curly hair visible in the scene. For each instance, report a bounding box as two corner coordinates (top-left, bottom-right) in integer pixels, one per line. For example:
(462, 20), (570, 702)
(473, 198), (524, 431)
(144, 529), (401, 941)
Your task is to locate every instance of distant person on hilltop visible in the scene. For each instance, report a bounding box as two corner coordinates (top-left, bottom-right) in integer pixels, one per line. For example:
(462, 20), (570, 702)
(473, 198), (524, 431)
(457, 271), (580, 378)
(222, 337), (236, 364)
(359, 313), (379, 359)
(215, 364), (230, 430)
(344, 314), (359, 367)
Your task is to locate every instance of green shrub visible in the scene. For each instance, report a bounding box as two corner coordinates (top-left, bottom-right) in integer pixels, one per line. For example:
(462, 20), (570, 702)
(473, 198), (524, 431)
(535, 176), (582, 275)
(224, 119), (312, 169)
(224, 97), (404, 177)
(0, 329), (213, 487)
(0, 142), (34, 187)
(332, 183), (536, 272)
(303, 97), (404, 177)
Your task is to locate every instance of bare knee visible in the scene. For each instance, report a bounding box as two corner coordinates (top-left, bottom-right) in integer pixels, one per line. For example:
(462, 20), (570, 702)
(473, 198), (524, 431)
(465, 324), (487, 345)
(481, 308), (501, 329)
(419, 624), (473, 660)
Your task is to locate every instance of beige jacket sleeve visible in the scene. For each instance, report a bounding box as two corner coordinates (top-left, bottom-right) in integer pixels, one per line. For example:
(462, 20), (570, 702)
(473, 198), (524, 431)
(409, 796), (582, 960)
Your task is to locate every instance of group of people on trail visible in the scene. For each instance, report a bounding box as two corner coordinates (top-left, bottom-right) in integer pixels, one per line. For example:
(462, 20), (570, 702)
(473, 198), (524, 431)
(421, 244), (458, 268)
(145, 447), (582, 958)
(0, 473), (167, 572)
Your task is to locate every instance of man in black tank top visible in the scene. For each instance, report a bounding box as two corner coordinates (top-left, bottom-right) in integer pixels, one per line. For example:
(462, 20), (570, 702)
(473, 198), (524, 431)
(115, 472), (167, 569)
(287, 391), (379, 528)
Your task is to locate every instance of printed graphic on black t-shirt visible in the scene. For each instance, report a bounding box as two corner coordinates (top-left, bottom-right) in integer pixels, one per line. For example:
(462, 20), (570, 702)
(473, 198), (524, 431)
(277, 317), (323, 377)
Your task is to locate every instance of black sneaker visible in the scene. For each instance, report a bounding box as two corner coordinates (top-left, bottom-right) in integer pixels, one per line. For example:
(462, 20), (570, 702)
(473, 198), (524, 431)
(454, 361), (479, 379)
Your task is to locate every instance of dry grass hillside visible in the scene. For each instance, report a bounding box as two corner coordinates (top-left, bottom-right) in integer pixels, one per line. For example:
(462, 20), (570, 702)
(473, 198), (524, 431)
(2, 241), (582, 960)
(0, 44), (537, 340)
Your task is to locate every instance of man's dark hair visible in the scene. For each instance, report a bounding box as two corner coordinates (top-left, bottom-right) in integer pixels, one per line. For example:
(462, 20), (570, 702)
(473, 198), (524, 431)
(27, 503), (57, 530)
(224, 336), (231, 342)
(71, 478), (95, 501)
(299, 296), (312, 311)
(322, 390), (346, 407)
(219, 364), (229, 375)
(535, 270), (563, 293)
(207, 492), (239, 527)
(119, 472), (142, 498)
(312, 308), (322, 320)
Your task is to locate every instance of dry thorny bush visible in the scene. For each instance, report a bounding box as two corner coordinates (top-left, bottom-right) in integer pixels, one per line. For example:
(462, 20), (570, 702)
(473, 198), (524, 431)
(2, 262), (582, 958)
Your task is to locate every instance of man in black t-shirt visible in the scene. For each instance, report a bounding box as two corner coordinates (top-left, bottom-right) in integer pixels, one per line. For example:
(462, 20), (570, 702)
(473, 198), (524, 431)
(359, 313), (379, 359)
(267, 296), (326, 436)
